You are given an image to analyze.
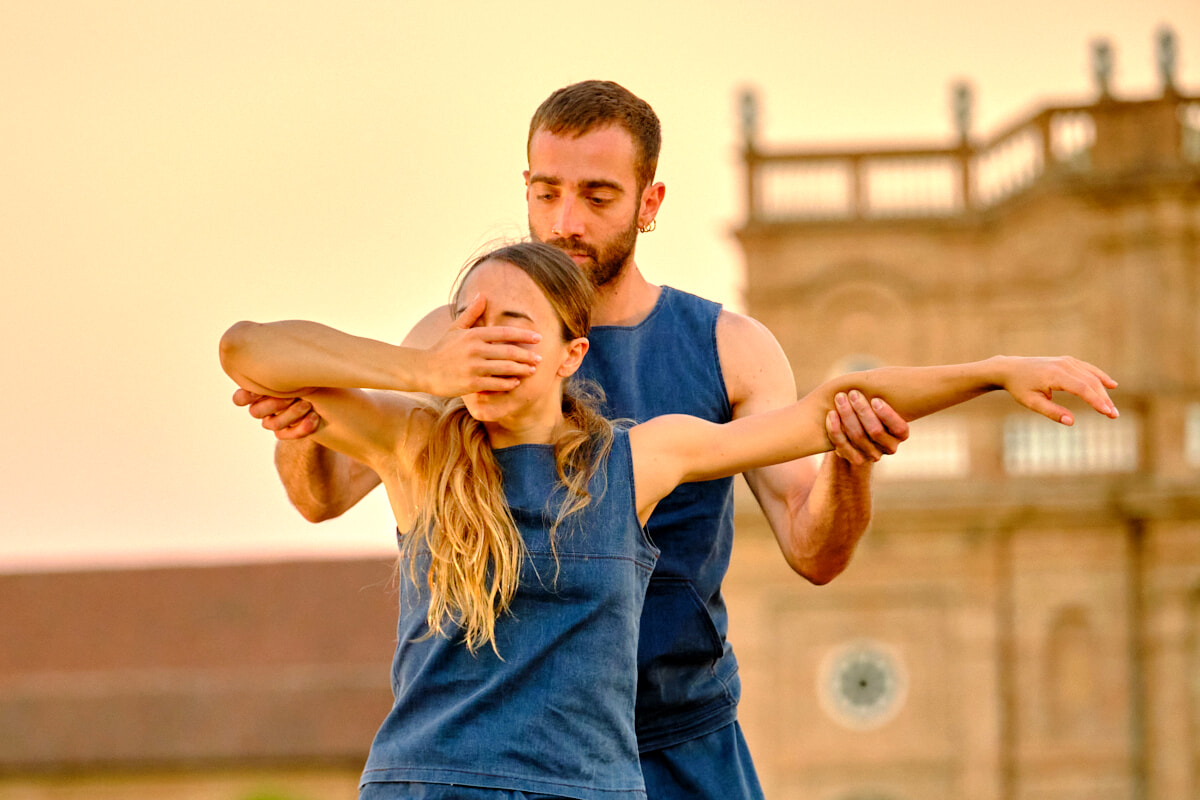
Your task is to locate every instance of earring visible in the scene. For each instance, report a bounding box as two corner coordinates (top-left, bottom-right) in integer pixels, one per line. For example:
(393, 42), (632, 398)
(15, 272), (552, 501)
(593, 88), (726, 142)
(638, 219), (656, 233)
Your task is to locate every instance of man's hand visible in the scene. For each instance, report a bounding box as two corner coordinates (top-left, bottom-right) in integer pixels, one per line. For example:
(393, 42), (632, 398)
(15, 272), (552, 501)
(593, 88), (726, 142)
(825, 391), (910, 466)
(233, 388), (320, 441)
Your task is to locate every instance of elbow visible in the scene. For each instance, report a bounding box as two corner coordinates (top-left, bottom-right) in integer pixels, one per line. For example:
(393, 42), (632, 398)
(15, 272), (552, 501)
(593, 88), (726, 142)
(218, 321), (259, 379)
(794, 558), (849, 586)
(294, 501), (343, 524)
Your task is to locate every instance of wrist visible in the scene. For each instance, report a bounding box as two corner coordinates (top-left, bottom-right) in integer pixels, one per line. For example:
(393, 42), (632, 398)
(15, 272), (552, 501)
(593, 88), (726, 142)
(395, 346), (431, 394)
(980, 355), (1012, 391)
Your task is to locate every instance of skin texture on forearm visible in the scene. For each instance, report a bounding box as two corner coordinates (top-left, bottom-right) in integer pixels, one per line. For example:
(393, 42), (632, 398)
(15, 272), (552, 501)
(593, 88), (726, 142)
(757, 449), (873, 585)
(220, 320), (432, 397)
(274, 438), (382, 523)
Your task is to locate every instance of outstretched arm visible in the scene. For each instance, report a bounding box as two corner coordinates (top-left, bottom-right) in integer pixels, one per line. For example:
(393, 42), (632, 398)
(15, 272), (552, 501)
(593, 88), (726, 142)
(632, 355), (1118, 541)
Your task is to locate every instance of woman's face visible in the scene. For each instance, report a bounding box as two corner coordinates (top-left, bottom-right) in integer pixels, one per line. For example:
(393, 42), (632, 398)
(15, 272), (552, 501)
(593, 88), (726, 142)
(455, 259), (587, 440)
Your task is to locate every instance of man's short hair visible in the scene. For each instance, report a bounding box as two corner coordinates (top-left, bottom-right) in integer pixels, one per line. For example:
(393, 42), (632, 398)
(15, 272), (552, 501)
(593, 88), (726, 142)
(528, 80), (662, 193)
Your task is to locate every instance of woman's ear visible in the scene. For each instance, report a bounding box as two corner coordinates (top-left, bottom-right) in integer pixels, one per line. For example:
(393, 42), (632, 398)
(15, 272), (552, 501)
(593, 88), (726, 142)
(557, 337), (590, 377)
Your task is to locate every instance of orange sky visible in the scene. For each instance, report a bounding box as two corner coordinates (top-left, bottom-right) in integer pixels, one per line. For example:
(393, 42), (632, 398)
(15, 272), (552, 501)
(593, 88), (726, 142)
(2, 0), (1197, 571)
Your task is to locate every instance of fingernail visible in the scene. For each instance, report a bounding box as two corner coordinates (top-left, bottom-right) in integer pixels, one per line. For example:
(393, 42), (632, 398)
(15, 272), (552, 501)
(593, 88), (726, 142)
(850, 390), (863, 402)
(871, 397), (883, 410)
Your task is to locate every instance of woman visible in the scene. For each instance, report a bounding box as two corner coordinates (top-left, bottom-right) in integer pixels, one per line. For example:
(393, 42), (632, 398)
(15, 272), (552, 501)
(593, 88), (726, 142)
(220, 241), (1118, 800)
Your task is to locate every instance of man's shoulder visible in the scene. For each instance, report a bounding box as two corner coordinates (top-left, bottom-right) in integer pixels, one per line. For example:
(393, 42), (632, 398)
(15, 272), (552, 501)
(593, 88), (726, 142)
(714, 308), (795, 412)
(402, 304), (453, 348)
(715, 306), (782, 350)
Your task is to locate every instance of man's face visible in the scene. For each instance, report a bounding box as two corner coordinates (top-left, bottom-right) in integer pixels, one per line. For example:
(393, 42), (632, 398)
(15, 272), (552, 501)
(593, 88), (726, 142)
(525, 125), (644, 288)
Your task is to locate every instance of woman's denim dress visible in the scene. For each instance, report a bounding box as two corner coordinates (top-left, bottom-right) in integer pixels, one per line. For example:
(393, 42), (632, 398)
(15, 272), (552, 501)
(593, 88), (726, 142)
(359, 428), (656, 800)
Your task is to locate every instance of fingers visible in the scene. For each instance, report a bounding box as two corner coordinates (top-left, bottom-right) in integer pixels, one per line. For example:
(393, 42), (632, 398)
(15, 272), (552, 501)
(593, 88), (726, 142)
(1023, 391), (1075, 426)
(1010, 357), (1120, 425)
(868, 397), (911, 443)
(832, 390), (911, 462)
(1051, 358), (1120, 421)
(478, 337), (543, 368)
(453, 294), (487, 329)
(232, 388), (259, 407)
(470, 375), (524, 392)
(245, 395), (299, 421)
(273, 409), (321, 440)
(245, 395), (313, 433)
(480, 326), (542, 352)
(825, 409), (870, 466)
(834, 392), (883, 461)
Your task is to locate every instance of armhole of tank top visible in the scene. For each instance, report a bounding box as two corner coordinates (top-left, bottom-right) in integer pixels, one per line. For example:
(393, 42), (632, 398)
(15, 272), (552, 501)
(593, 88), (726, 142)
(707, 301), (734, 421)
(618, 429), (658, 558)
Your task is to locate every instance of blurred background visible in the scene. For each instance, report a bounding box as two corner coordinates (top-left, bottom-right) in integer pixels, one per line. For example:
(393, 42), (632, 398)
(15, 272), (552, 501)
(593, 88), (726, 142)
(2, 1), (1198, 799)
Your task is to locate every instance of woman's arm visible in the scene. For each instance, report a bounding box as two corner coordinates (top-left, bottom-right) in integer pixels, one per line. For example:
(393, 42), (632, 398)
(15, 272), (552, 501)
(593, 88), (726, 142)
(219, 320), (440, 472)
(219, 320), (441, 399)
(630, 355), (1118, 520)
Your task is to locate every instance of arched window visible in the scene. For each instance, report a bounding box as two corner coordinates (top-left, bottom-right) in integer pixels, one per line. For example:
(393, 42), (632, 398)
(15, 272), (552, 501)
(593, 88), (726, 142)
(1045, 605), (1099, 739)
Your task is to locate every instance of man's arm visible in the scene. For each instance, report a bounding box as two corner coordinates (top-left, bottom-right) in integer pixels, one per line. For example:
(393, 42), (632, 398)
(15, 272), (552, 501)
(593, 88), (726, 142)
(716, 311), (908, 585)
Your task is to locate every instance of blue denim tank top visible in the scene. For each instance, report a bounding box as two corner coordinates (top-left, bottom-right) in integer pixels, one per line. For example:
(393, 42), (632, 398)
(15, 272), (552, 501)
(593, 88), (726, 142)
(359, 428), (656, 800)
(575, 287), (740, 751)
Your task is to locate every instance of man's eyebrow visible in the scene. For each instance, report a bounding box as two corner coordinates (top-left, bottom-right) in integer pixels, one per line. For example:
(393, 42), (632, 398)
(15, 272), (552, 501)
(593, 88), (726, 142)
(528, 174), (625, 194)
(581, 179), (624, 194)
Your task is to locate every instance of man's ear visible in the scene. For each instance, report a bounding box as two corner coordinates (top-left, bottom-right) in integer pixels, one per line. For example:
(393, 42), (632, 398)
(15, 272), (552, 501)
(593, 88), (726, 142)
(558, 337), (590, 377)
(638, 181), (666, 229)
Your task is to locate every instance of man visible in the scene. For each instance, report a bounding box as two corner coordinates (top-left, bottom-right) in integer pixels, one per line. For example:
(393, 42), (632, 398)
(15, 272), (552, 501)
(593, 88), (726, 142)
(237, 80), (908, 798)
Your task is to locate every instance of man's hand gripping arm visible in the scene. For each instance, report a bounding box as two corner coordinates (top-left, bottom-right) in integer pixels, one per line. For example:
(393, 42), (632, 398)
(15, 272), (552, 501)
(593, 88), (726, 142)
(718, 312), (909, 585)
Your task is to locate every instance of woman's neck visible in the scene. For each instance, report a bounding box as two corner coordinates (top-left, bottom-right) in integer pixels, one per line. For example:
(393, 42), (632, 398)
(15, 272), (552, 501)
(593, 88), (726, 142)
(483, 409), (567, 450)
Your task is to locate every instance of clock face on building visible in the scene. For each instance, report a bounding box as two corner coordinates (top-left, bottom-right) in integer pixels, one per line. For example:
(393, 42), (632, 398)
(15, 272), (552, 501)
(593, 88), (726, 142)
(818, 640), (908, 730)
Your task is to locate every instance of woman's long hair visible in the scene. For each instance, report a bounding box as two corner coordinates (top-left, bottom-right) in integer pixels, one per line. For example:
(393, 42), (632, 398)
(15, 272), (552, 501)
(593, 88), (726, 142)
(403, 242), (615, 654)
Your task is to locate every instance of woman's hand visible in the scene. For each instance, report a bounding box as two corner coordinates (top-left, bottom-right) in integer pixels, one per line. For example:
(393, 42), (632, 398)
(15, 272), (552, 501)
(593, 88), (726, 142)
(419, 294), (544, 397)
(996, 355), (1119, 424)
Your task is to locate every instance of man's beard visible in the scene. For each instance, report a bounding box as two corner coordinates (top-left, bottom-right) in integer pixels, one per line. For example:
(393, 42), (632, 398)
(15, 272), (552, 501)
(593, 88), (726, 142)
(532, 213), (639, 288)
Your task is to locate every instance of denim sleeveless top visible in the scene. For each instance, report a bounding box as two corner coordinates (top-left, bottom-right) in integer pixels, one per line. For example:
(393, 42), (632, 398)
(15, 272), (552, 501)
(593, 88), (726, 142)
(576, 287), (739, 751)
(360, 428), (656, 800)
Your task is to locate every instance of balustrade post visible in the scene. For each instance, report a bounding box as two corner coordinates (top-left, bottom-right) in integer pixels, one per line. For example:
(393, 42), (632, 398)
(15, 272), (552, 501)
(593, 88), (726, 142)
(740, 88), (760, 223)
(850, 155), (867, 219)
(952, 81), (975, 211)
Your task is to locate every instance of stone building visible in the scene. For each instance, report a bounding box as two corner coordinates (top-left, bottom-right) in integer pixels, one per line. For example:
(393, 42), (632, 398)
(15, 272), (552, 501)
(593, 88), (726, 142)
(726, 31), (1200, 800)
(0, 559), (397, 800)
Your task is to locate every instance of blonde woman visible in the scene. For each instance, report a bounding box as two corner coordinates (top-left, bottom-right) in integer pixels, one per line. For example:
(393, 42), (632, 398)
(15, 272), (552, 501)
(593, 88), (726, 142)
(220, 241), (1118, 800)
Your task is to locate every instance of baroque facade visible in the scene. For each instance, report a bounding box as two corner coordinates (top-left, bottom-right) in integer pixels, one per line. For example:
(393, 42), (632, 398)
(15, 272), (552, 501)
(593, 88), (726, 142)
(726, 32), (1200, 800)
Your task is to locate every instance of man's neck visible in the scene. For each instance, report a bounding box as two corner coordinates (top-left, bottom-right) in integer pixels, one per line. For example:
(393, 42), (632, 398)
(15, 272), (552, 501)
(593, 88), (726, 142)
(591, 260), (661, 327)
